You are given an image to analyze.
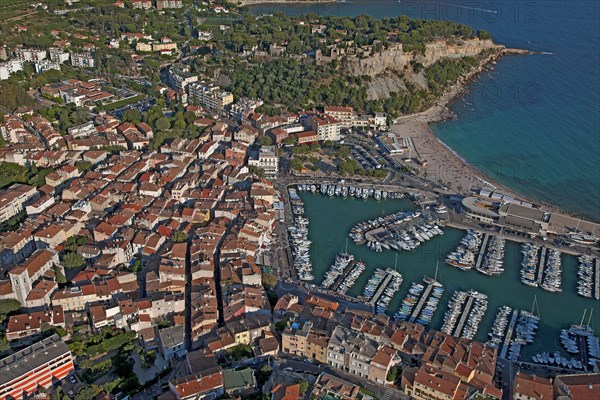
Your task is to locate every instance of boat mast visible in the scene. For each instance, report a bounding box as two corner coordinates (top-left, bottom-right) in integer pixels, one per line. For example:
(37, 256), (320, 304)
(394, 253), (398, 272)
(434, 261), (439, 282)
(581, 309), (587, 325)
(587, 308), (594, 328)
(531, 294), (540, 317)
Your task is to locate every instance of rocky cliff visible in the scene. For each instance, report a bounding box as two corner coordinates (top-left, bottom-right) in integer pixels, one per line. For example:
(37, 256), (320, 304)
(342, 38), (502, 77)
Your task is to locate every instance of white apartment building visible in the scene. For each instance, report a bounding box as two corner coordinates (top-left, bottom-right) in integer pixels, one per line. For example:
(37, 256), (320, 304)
(34, 60), (61, 74)
(166, 67), (198, 92)
(188, 82), (233, 111)
(0, 60), (23, 80)
(13, 47), (47, 62)
(70, 51), (95, 68)
(309, 114), (341, 141)
(248, 145), (278, 179)
(49, 47), (70, 63)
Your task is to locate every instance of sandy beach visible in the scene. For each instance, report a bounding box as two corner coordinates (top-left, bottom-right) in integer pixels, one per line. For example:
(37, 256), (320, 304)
(391, 48), (538, 204)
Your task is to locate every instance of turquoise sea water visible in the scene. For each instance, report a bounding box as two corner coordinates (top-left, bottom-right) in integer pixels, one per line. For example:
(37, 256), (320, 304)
(248, 1), (600, 220)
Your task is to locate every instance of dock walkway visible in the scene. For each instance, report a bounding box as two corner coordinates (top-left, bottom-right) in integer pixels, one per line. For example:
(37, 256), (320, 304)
(537, 247), (547, 286)
(500, 310), (520, 359)
(331, 260), (355, 292)
(367, 272), (394, 307)
(453, 296), (475, 337)
(409, 281), (435, 323)
(595, 258), (600, 300)
(474, 234), (490, 271)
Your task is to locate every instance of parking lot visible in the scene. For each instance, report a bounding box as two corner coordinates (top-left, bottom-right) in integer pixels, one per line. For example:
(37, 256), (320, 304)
(345, 133), (394, 171)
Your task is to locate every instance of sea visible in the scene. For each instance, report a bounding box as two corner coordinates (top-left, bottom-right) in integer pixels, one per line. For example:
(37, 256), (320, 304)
(248, 0), (600, 221)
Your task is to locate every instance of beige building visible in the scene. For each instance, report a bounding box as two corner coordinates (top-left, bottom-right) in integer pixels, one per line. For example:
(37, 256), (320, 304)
(368, 346), (397, 385)
(306, 332), (328, 364)
(402, 365), (469, 400)
(0, 184), (38, 223)
(513, 372), (553, 400)
(51, 285), (98, 311)
(152, 41), (177, 52)
(136, 42), (153, 52)
(281, 321), (311, 356)
(309, 114), (341, 141)
(324, 106), (355, 128)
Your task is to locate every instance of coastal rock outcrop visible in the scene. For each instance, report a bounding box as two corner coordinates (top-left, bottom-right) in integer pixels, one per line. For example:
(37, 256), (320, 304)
(341, 38), (502, 77)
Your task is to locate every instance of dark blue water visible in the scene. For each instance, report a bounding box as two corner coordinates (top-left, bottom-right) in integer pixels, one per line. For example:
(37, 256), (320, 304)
(248, 1), (600, 221)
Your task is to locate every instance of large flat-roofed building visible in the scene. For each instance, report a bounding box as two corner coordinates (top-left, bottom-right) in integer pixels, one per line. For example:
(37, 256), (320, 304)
(465, 189), (600, 239)
(498, 202), (550, 236)
(0, 334), (74, 400)
(461, 197), (500, 224)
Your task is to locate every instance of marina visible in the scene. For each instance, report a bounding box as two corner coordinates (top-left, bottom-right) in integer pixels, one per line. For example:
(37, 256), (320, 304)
(336, 260), (366, 295)
(445, 230), (483, 271)
(576, 255), (600, 299)
(537, 247), (548, 287)
(297, 192), (599, 358)
(475, 234), (506, 276)
(441, 290), (488, 340)
(393, 276), (444, 327)
(521, 243), (541, 287)
(348, 210), (444, 253)
(296, 183), (403, 201)
(499, 309), (519, 359)
(363, 268), (403, 314)
(519, 245), (563, 292)
(506, 310), (540, 361)
(286, 188), (314, 281)
(540, 248), (563, 292)
(321, 252), (355, 290)
(409, 277), (444, 326)
(486, 305), (512, 350)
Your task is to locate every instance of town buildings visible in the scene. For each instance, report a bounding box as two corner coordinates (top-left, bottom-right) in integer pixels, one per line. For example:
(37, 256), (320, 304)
(156, 0), (182, 10)
(401, 364), (470, 400)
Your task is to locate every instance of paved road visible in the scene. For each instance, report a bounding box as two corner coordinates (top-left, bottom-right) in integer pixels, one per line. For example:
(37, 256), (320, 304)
(278, 358), (409, 400)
